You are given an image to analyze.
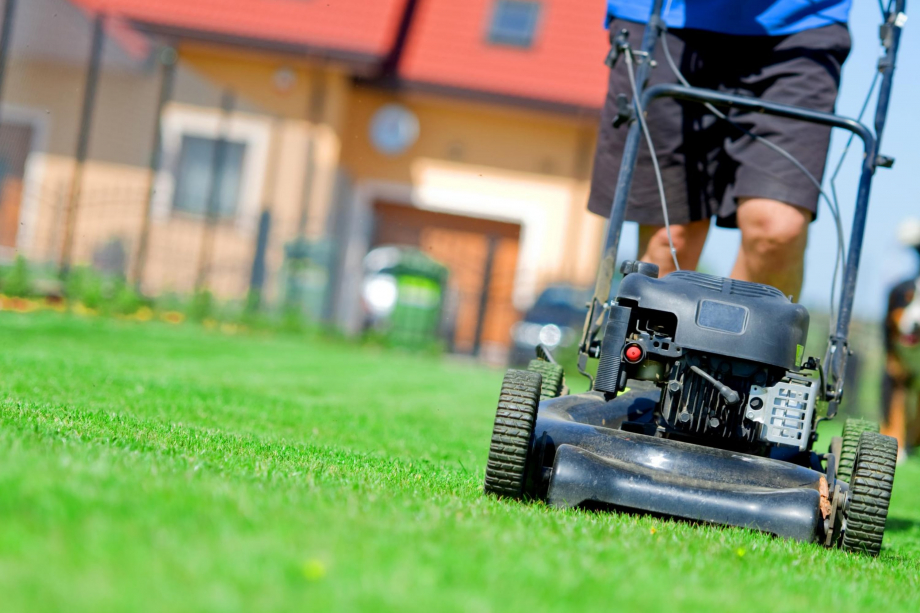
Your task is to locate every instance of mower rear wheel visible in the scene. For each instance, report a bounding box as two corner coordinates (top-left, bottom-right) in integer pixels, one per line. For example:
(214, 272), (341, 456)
(838, 419), (880, 483)
(842, 431), (898, 556)
(526, 359), (565, 399)
(484, 369), (542, 499)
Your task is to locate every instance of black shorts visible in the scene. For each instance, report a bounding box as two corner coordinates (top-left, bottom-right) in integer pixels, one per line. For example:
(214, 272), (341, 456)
(587, 21), (851, 228)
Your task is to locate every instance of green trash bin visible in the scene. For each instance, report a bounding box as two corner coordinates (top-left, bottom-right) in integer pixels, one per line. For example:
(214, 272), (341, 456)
(361, 246), (448, 349)
(282, 237), (333, 321)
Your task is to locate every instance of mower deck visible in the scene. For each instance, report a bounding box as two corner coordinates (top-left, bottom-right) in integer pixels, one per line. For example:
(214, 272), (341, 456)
(532, 388), (828, 542)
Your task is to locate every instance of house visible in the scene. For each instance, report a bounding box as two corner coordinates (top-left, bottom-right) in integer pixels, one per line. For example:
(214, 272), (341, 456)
(0, 0), (613, 360)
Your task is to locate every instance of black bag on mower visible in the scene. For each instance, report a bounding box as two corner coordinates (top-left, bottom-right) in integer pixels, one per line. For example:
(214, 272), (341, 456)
(484, 0), (906, 556)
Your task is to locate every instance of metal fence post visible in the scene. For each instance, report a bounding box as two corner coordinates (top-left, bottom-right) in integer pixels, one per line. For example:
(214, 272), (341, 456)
(132, 45), (177, 292)
(296, 72), (326, 238)
(59, 12), (104, 279)
(282, 75), (326, 314)
(193, 89), (235, 292)
(472, 235), (499, 357)
(0, 0), (18, 130)
(321, 171), (352, 324)
(247, 209), (272, 309)
(246, 118), (284, 311)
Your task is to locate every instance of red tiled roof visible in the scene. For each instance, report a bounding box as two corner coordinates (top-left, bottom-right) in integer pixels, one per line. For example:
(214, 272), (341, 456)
(68, 0), (610, 112)
(71, 0), (411, 61)
(399, 0), (610, 111)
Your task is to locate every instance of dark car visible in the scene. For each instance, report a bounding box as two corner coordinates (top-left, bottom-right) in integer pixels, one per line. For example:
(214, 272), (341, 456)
(509, 284), (592, 365)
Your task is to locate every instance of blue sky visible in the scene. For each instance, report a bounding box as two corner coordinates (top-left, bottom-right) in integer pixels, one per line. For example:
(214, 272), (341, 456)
(619, 1), (920, 320)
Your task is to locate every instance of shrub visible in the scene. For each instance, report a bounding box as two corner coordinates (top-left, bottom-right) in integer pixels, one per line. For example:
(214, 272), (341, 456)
(187, 289), (215, 323)
(65, 266), (105, 310)
(2, 256), (33, 298)
(111, 279), (145, 315)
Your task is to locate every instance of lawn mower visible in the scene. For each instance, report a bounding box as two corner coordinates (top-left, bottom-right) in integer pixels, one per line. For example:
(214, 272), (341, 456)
(484, 0), (906, 555)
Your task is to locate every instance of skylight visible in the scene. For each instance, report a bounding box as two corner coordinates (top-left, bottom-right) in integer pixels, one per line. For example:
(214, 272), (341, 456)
(488, 0), (541, 48)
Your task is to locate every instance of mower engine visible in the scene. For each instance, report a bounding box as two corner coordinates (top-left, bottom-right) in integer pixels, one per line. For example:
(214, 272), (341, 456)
(594, 264), (819, 453)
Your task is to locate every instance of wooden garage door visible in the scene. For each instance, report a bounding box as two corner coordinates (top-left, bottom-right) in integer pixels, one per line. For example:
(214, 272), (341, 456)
(373, 201), (521, 355)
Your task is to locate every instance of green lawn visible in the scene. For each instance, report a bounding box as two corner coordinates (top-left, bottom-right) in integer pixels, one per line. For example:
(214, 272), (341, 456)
(0, 313), (918, 612)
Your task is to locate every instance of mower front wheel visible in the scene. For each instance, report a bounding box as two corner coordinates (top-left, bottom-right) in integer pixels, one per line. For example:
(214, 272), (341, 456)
(842, 431), (898, 556)
(484, 369), (542, 500)
(526, 359), (565, 399)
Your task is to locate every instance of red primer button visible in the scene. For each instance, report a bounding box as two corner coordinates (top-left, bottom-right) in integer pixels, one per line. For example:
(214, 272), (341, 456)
(625, 345), (643, 363)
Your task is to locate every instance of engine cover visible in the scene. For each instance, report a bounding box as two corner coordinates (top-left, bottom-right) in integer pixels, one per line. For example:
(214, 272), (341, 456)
(616, 270), (809, 370)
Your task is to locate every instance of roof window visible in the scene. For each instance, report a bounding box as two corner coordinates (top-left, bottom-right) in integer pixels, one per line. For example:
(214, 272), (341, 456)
(488, 1), (541, 48)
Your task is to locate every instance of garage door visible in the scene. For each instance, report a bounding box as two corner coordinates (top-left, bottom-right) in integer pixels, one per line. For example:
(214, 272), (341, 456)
(373, 201), (521, 357)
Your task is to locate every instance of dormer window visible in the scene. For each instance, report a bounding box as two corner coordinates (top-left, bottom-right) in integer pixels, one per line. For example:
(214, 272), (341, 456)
(488, 0), (541, 48)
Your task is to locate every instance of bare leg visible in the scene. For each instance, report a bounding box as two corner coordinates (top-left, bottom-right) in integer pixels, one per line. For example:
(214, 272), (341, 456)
(732, 198), (811, 301)
(638, 219), (711, 277)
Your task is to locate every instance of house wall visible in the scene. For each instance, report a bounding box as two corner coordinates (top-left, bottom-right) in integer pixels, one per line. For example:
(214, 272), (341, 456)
(173, 43), (352, 302)
(2, 40), (352, 302)
(338, 86), (605, 310)
(2, 54), (159, 264)
(2, 29), (606, 346)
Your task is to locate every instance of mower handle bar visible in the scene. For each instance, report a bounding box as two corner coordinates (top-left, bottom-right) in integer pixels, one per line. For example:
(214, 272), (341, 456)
(641, 84), (876, 168)
(641, 82), (878, 344)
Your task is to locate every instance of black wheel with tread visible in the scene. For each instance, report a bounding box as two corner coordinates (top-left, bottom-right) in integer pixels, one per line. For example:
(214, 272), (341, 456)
(526, 359), (565, 400)
(842, 431), (898, 556)
(838, 418), (880, 483)
(484, 369), (542, 499)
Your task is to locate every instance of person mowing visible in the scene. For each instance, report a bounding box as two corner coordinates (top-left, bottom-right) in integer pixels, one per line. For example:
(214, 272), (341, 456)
(588, 0), (852, 301)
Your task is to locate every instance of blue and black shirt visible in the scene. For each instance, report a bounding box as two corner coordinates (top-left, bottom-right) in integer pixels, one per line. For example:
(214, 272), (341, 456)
(606, 0), (852, 35)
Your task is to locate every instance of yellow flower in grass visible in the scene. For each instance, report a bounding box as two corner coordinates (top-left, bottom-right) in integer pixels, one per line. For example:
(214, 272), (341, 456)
(302, 559), (326, 581)
(2, 295), (39, 313)
(72, 303), (98, 317)
(133, 307), (154, 322)
(161, 311), (185, 325)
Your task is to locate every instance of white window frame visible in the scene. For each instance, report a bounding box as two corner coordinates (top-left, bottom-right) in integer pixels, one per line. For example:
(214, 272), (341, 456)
(154, 103), (271, 234)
